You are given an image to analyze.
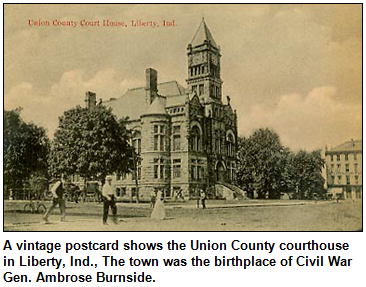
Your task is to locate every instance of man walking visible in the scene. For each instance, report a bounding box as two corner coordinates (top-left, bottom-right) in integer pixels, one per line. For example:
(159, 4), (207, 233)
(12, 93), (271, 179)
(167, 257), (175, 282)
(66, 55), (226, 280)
(43, 178), (66, 223)
(102, 175), (117, 225)
(197, 189), (207, 209)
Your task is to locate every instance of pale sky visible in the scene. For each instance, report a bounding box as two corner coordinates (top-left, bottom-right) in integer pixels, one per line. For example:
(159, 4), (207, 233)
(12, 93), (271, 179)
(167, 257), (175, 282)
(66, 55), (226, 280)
(4, 4), (362, 151)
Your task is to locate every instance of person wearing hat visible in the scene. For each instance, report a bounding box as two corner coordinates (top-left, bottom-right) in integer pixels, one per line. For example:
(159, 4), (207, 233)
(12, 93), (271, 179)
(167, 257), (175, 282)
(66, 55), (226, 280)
(102, 175), (117, 225)
(43, 177), (66, 223)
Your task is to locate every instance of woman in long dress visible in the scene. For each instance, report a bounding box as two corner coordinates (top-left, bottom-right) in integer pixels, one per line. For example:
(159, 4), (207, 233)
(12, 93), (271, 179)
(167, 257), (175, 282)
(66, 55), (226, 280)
(151, 189), (165, 220)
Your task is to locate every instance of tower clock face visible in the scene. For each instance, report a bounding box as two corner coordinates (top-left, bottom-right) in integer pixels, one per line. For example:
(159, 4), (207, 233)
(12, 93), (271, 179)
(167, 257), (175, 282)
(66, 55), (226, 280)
(193, 53), (201, 64)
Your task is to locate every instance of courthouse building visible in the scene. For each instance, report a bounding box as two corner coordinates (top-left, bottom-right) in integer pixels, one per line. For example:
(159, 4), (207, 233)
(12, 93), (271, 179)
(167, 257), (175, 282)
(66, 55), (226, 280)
(324, 139), (362, 200)
(85, 19), (245, 201)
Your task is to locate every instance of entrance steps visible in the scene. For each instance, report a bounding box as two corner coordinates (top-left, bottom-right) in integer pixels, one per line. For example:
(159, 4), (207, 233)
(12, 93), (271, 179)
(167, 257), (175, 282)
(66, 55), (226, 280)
(215, 182), (247, 200)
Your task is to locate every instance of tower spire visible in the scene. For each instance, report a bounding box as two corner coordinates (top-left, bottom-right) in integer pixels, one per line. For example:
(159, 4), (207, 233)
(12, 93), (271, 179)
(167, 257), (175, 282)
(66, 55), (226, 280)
(190, 18), (218, 49)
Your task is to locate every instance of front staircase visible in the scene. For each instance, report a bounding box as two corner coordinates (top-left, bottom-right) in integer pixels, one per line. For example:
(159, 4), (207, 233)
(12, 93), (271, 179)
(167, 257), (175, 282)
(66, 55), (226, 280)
(215, 182), (247, 200)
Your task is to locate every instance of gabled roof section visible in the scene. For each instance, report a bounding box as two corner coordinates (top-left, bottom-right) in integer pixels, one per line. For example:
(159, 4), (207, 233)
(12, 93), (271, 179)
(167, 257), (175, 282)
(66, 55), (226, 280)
(158, 81), (186, 97)
(329, 140), (362, 153)
(144, 96), (167, 115)
(190, 18), (218, 48)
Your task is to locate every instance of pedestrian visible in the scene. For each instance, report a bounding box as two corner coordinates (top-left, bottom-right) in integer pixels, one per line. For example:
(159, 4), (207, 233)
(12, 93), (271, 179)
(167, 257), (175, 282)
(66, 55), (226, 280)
(151, 189), (165, 220)
(150, 189), (156, 208)
(199, 189), (207, 209)
(43, 178), (66, 223)
(102, 175), (118, 225)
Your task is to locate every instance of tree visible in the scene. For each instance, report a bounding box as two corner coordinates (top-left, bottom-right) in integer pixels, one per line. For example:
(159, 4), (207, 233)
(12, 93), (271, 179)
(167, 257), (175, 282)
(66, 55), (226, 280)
(237, 128), (289, 199)
(4, 108), (50, 190)
(237, 128), (326, 200)
(49, 105), (134, 182)
(291, 150), (325, 199)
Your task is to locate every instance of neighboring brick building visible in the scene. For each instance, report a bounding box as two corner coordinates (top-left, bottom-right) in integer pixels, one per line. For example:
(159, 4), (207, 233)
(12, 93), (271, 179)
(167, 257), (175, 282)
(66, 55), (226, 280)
(85, 19), (243, 201)
(324, 140), (362, 200)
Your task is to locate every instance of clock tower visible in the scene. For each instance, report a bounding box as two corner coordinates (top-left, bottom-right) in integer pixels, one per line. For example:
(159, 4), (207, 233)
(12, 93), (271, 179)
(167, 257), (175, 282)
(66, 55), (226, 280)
(187, 18), (222, 104)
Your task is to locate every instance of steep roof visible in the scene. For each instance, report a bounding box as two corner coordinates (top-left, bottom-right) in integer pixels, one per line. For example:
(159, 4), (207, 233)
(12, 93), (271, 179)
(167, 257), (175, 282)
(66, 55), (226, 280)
(166, 94), (187, 107)
(329, 140), (362, 153)
(104, 81), (185, 120)
(190, 18), (218, 48)
(144, 96), (167, 116)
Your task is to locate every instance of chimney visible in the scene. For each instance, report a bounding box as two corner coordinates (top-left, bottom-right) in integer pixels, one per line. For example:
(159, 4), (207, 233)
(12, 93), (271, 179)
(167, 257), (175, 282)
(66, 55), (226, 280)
(145, 68), (158, 104)
(85, 91), (97, 111)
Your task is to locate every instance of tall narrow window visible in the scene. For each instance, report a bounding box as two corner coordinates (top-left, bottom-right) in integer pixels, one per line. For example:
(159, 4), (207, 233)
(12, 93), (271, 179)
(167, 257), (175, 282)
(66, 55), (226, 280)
(154, 158), (159, 179)
(190, 126), (201, 152)
(173, 159), (181, 178)
(173, 125), (181, 151)
(346, 176), (350, 185)
(132, 130), (141, 155)
(199, 84), (204, 96)
(227, 133), (235, 157)
(154, 125), (166, 151)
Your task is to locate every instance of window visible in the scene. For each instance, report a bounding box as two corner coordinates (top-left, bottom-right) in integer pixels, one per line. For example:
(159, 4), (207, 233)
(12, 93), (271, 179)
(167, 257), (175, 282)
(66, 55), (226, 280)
(216, 87), (220, 98)
(199, 84), (204, 96)
(354, 154), (357, 161)
(330, 155), (334, 161)
(337, 164), (341, 172)
(190, 126), (201, 152)
(354, 164), (358, 173)
(227, 133), (235, 157)
(345, 154), (348, 161)
(355, 175), (359, 185)
(154, 158), (167, 179)
(160, 159), (164, 179)
(116, 188), (121, 197)
(131, 188), (136, 197)
(190, 159), (204, 180)
(154, 158), (159, 179)
(173, 126), (181, 151)
(154, 125), (166, 151)
(173, 159), (181, 178)
(346, 176), (350, 185)
(154, 135), (158, 150)
(345, 164), (349, 173)
(192, 85), (197, 94)
(330, 164), (334, 172)
(337, 154), (340, 161)
(337, 175), (342, 184)
(228, 161), (236, 181)
(132, 130), (141, 155)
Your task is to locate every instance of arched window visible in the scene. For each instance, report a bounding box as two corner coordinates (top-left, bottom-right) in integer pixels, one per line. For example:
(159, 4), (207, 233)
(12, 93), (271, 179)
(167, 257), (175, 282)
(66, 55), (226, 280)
(132, 130), (141, 155)
(190, 125), (201, 152)
(226, 132), (235, 157)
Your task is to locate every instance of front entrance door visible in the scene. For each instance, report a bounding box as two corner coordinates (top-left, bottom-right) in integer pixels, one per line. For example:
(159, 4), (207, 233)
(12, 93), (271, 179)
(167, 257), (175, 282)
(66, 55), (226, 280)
(216, 161), (225, 182)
